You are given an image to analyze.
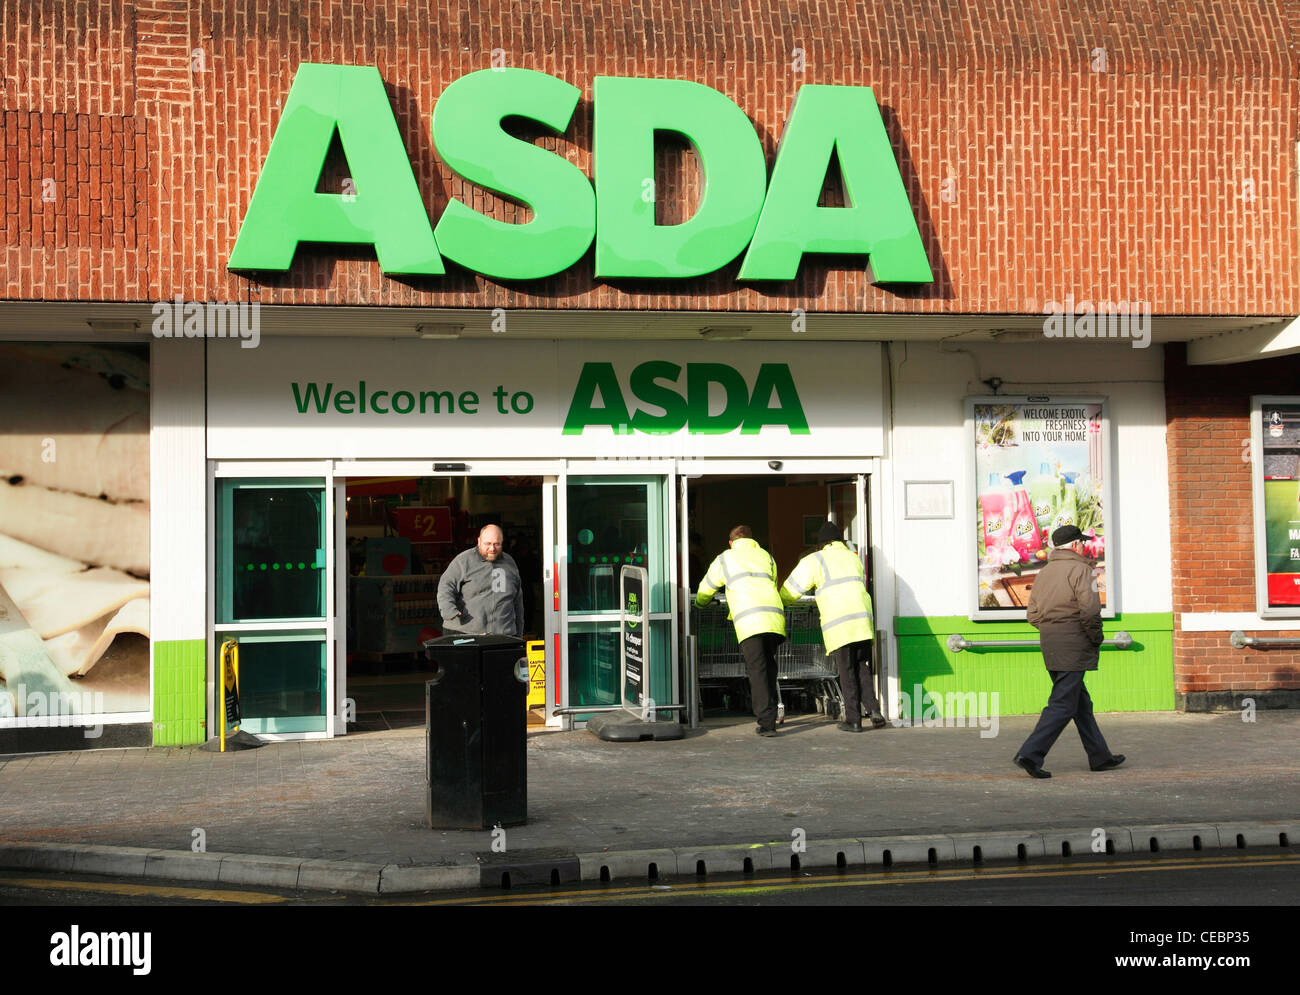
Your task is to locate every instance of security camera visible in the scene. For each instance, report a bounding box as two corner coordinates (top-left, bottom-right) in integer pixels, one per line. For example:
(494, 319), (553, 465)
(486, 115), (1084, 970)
(767, 460), (783, 471)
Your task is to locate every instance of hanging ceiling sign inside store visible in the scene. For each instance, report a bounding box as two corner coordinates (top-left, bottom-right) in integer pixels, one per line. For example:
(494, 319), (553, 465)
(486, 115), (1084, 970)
(227, 63), (932, 283)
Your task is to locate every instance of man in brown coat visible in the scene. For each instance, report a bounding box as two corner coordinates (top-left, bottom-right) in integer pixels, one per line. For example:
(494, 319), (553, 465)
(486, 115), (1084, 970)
(1013, 525), (1125, 778)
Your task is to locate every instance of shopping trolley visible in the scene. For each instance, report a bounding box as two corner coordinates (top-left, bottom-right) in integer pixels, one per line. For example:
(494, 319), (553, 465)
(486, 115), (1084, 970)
(692, 600), (842, 723)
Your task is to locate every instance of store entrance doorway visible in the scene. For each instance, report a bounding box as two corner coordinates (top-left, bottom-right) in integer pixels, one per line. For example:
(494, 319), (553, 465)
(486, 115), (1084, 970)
(342, 475), (544, 731)
(682, 472), (871, 723)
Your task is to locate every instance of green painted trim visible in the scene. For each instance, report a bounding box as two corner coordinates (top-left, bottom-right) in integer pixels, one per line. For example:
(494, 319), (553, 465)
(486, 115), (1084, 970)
(893, 612), (1174, 636)
(153, 639), (207, 746)
(892, 614), (1175, 715)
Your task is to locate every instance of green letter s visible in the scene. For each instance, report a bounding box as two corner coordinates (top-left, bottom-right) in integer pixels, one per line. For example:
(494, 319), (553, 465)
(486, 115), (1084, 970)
(628, 361), (687, 434)
(433, 69), (595, 280)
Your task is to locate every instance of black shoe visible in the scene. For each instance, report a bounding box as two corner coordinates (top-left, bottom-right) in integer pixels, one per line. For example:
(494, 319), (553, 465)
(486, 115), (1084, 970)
(836, 721), (863, 732)
(869, 713), (888, 729)
(1090, 754), (1126, 772)
(756, 727), (778, 738)
(1014, 754), (1052, 779)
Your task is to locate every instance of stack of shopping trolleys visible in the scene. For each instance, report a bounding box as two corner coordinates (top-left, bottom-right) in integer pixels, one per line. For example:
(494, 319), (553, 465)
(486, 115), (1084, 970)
(691, 600), (842, 724)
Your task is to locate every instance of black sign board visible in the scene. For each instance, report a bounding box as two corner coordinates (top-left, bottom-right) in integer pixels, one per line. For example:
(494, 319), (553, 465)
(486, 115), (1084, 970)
(620, 565), (648, 713)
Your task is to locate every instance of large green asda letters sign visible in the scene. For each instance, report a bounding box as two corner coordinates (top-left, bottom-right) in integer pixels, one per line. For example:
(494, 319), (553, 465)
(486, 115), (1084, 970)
(227, 64), (932, 283)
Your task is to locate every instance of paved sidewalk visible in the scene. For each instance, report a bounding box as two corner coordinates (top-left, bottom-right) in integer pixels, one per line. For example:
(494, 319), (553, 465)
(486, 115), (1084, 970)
(0, 710), (1297, 893)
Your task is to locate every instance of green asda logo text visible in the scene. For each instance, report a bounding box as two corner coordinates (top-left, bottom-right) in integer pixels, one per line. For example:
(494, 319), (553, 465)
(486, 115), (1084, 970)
(563, 361), (809, 435)
(286, 361), (810, 436)
(229, 64), (931, 284)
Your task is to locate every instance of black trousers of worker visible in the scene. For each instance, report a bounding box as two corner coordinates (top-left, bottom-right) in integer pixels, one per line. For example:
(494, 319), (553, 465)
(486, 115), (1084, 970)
(830, 640), (879, 722)
(740, 632), (784, 731)
(1017, 669), (1113, 767)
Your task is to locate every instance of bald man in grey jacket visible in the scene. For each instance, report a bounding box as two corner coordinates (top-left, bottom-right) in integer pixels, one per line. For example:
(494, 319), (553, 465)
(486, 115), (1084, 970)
(437, 524), (524, 637)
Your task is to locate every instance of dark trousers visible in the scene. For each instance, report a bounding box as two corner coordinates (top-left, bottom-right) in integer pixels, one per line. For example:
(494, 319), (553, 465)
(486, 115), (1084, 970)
(1018, 669), (1113, 767)
(740, 632), (783, 731)
(830, 640), (880, 722)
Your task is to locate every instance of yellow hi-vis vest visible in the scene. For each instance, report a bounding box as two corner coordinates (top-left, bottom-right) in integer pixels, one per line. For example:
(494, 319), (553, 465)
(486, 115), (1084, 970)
(780, 541), (874, 654)
(695, 538), (787, 642)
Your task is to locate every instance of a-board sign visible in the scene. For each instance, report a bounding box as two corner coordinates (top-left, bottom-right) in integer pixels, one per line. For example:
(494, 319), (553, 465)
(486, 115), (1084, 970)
(219, 640), (242, 752)
(526, 639), (546, 709)
(619, 565), (651, 719)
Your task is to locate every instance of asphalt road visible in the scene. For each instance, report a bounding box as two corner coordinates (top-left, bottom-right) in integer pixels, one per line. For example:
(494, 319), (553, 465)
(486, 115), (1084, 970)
(3, 849), (1297, 907)
(5, 853), (1290, 980)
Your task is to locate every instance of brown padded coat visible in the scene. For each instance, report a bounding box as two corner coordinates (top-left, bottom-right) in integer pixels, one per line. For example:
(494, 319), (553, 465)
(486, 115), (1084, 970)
(1026, 548), (1104, 672)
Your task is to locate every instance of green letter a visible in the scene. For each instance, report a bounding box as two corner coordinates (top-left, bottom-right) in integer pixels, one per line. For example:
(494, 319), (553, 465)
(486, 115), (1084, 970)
(228, 63), (442, 274)
(738, 85), (931, 283)
(742, 364), (810, 434)
(563, 363), (632, 435)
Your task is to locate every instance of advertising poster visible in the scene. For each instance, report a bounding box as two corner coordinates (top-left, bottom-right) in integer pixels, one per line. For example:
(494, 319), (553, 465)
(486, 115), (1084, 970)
(972, 400), (1107, 614)
(1260, 402), (1300, 608)
(0, 343), (150, 728)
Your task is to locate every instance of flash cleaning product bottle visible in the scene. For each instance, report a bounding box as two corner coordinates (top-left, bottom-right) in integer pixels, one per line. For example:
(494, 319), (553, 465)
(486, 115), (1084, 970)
(1029, 462), (1060, 536)
(979, 472), (1011, 560)
(1052, 471), (1079, 531)
(1004, 470), (1043, 561)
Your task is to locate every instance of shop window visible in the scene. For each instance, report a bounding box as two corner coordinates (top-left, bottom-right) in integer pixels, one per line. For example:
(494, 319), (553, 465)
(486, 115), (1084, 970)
(1252, 398), (1300, 617)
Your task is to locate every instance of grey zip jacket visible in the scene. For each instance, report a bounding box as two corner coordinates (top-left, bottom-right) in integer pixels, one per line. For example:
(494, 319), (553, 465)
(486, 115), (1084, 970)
(437, 546), (524, 637)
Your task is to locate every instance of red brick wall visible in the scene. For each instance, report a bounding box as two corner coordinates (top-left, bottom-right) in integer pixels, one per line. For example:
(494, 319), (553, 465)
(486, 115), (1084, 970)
(2, 1), (1297, 313)
(1166, 343), (1300, 692)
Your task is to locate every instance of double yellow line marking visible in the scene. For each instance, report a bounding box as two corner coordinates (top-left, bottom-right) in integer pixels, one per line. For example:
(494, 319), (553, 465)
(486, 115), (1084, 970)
(0, 871), (334, 904)
(3, 850), (1294, 905)
(405, 851), (1300, 905)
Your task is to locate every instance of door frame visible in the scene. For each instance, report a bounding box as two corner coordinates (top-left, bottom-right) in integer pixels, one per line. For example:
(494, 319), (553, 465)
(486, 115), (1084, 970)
(212, 458), (561, 740)
(554, 460), (677, 728)
(209, 460), (335, 742)
(675, 458), (880, 728)
(335, 459), (562, 736)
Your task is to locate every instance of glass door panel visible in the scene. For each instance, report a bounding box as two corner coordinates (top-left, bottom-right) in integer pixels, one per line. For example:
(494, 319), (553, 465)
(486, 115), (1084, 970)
(829, 480), (857, 550)
(221, 632), (328, 734)
(217, 481), (326, 623)
(564, 476), (671, 710)
(566, 480), (659, 612)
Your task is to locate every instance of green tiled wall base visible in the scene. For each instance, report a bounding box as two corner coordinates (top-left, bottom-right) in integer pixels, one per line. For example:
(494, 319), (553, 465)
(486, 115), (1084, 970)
(894, 613), (1175, 717)
(153, 639), (207, 746)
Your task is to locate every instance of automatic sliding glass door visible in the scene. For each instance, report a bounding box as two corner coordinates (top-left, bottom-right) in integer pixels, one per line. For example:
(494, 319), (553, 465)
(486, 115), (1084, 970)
(563, 475), (673, 715)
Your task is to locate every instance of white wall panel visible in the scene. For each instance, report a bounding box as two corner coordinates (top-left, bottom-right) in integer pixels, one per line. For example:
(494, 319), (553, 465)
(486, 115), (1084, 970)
(887, 340), (1171, 618)
(150, 339), (206, 639)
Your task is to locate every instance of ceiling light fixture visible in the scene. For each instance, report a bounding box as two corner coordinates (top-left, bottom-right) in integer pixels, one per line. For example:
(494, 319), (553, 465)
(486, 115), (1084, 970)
(415, 323), (463, 339)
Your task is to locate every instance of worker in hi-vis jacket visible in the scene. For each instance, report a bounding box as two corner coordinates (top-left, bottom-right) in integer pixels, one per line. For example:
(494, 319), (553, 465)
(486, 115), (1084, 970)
(781, 520), (884, 732)
(696, 525), (787, 737)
